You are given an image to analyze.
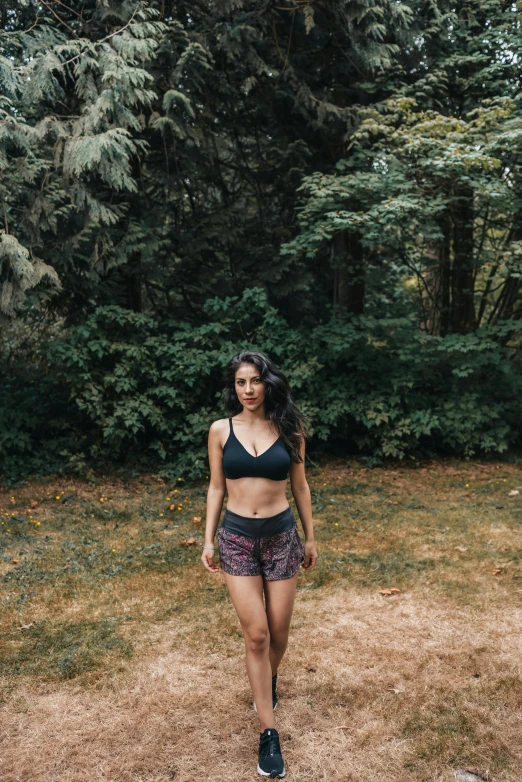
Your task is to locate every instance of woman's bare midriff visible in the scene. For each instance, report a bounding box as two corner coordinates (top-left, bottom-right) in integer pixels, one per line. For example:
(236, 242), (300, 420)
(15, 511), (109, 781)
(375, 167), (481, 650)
(225, 476), (289, 518)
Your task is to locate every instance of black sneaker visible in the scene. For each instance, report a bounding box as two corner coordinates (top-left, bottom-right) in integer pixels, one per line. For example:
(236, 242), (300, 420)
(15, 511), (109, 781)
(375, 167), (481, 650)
(257, 727), (285, 778)
(253, 674), (278, 712)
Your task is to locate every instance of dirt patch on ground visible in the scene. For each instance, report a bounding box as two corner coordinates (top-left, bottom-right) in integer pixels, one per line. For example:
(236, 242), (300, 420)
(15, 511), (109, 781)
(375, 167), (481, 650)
(1, 585), (521, 781)
(1, 461), (522, 780)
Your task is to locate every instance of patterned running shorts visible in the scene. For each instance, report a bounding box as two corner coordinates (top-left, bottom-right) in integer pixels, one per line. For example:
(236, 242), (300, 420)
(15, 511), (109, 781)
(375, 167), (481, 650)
(217, 507), (305, 581)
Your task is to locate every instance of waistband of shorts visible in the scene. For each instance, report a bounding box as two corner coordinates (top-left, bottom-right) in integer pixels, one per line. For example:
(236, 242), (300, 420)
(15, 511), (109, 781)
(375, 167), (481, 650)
(221, 505), (296, 538)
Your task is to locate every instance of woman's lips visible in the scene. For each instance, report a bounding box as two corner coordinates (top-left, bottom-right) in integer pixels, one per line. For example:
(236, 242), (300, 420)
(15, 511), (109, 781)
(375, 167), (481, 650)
(244, 399), (256, 403)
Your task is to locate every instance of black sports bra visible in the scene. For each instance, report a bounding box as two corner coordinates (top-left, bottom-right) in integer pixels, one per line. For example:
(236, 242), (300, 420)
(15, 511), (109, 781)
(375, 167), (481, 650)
(223, 418), (291, 481)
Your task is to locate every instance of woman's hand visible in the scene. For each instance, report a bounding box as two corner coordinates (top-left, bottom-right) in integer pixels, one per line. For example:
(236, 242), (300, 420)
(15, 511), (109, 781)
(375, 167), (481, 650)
(302, 540), (318, 570)
(201, 546), (220, 573)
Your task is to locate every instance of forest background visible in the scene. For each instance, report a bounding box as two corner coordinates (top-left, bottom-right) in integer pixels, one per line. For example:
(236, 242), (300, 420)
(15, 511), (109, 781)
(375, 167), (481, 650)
(1, 0), (522, 486)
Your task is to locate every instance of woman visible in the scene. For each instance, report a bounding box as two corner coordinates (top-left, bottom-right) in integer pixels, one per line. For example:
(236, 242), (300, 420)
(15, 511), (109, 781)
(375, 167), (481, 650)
(201, 350), (318, 778)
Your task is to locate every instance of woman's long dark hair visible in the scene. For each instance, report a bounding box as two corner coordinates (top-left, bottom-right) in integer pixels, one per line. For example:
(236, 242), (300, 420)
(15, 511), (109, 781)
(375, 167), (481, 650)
(224, 350), (307, 463)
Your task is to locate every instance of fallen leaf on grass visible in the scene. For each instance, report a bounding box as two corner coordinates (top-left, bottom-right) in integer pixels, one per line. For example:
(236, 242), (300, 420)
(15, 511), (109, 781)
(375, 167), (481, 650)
(18, 623), (34, 631)
(30, 500), (38, 508)
(10, 559), (20, 564)
(379, 587), (401, 596)
(387, 686), (404, 694)
(508, 489), (519, 497)
(169, 504), (176, 510)
(193, 516), (202, 523)
(454, 546), (468, 552)
(388, 500), (398, 505)
(180, 537), (199, 546)
(490, 568), (502, 576)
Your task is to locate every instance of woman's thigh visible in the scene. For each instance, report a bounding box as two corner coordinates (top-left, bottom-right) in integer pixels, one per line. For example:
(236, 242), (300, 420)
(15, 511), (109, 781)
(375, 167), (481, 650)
(223, 572), (268, 638)
(263, 571), (299, 640)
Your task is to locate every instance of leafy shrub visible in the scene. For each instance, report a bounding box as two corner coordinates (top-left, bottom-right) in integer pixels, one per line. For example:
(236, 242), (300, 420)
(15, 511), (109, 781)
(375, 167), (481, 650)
(0, 366), (87, 485)
(1, 288), (521, 485)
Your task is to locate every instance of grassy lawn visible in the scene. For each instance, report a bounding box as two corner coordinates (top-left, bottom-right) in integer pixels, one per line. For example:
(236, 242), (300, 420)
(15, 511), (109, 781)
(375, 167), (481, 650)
(1, 459), (521, 781)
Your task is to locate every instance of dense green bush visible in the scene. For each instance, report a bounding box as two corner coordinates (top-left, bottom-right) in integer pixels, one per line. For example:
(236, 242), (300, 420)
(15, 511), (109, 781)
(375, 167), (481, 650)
(1, 288), (521, 485)
(0, 366), (85, 485)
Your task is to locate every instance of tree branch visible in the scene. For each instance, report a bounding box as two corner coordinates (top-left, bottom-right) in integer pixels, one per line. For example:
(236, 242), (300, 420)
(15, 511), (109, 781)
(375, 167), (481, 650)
(41, 1), (76, 34)
(59, 7), (139, 68)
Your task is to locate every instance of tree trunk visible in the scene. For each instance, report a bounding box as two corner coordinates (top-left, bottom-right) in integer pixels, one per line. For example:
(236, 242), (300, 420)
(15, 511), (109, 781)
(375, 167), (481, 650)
(439, 212), (452, 336)
(125, 252), (142, 313)
(451, 184), (475, 333)
(422, 212), (451, 335)
(333, 230), (365, 315)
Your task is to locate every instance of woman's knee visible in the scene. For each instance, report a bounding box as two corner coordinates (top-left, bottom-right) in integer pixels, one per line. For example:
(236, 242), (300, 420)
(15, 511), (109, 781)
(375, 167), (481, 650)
(269, 633), (288, 651)
(244, 626), (270, 654)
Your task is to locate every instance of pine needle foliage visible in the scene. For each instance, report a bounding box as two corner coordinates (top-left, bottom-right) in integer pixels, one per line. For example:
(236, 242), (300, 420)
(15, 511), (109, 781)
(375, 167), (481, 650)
(2, 0), (522, 480)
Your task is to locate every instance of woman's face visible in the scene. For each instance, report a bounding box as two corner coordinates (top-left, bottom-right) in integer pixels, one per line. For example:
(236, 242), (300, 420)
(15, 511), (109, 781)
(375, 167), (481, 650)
(234, 363), (266, 411)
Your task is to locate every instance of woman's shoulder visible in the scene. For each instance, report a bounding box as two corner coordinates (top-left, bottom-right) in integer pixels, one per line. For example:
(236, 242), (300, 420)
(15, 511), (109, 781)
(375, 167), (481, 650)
(209, 417), (230, 435)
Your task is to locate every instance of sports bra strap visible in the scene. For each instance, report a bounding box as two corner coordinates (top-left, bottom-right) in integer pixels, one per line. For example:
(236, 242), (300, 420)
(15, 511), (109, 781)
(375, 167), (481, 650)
(229, 418), (233, 432)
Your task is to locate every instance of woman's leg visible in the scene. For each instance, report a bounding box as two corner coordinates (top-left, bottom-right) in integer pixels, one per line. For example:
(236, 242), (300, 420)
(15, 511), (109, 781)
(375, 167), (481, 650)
(223, 572), (274, 731)
(263, 571), (299, 675)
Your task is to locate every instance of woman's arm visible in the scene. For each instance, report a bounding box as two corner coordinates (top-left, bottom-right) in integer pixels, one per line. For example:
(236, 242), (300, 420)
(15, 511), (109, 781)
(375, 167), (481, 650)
(289, 437), (318, 570)
(201, 420), (227, 573)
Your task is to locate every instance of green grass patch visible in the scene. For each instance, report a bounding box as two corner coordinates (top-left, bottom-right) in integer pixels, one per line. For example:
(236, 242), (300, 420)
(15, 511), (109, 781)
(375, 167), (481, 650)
(1, 459), (522, 683)
(1, 617), (133, 680)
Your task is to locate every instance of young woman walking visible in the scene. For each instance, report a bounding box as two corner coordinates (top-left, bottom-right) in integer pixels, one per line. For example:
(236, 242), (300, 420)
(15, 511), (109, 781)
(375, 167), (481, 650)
(201, 350), (318, 778)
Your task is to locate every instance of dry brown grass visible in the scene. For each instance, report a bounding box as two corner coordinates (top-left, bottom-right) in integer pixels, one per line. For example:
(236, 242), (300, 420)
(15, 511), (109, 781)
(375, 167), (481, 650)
(1, 459), (521, 781)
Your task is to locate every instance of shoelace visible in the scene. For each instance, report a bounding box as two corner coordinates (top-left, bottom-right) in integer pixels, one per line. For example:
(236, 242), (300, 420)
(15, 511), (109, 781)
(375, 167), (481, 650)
(260, 730), (282, 757)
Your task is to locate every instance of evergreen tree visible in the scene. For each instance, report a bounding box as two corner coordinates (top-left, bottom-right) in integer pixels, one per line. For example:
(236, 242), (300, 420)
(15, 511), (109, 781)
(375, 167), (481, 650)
(1, 0), (415, 325)
(282, 0), (522, 333)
